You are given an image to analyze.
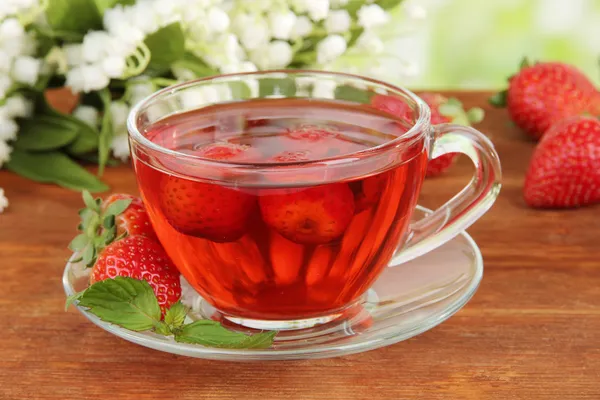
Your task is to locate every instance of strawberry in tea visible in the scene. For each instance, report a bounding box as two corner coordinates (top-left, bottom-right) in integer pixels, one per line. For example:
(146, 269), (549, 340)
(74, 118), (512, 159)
(133, 97), (428, 322)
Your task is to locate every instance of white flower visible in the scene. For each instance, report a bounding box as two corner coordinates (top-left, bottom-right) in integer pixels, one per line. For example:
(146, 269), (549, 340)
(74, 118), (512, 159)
(0, 76), (11, 99)
(0, 117), (18, 141)
(12, 55), (41, 85)
(102, 56), (126, 78)
(110, 101), (130, 132)
(220, 60), (257, 74)
(316, 34), (347, 64)
(269, 9), (297, 40)
(305, 0), (330, 21)
(63, 44), (84, 66)
(356, 31), (384, 54)
(128, 80), (155, 105)
(0, 18), (24, 41)
(0, 140), (12, 168)
(66, 65), (110, 93)
(82, 31), (112, 63)
(73, 105), (100, 128)
(312, 79), (336, 99)
(238, 16), (270, 50)
(110, 133), (131, 161)
(325, 9), (351, 33)
(0, 51), (10, 72)
(0, 188), (8, 213)
(172, 65), (197, 81)
(3, 95), (32, 118)
(357, 4), (390, 29)
(291, 16), (313, 38)
(129, 3), (159, 34)
(402, 1), (427, 20)
(180, 88), (206, 109)
(207, 7), (230, 33)
(252, 41), (293, 69)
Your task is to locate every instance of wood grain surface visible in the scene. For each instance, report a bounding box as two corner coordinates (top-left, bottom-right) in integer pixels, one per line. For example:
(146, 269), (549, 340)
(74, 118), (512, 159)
(0, 92), (598, 400)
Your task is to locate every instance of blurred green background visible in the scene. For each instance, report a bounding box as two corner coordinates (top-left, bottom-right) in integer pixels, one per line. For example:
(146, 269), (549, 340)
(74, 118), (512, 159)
(407, 0), (600, 89)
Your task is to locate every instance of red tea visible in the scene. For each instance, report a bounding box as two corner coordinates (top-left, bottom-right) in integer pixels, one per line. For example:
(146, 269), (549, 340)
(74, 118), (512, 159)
(134, 98), (427, 320)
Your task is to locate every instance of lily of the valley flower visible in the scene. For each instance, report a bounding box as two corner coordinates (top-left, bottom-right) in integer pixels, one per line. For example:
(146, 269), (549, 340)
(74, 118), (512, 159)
(0, 188), (8, 213)
(317, 34), (347, 64)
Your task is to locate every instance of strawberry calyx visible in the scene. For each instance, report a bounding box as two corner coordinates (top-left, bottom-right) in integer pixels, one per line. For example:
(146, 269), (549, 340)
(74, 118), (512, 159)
(489, 57), (536, 108)
(68, 190), (133, 268)
(437, 97), (485, 126)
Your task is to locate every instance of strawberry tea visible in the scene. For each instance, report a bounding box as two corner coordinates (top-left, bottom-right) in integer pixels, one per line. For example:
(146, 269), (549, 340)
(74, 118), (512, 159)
(134, 97), (427, 321)
(129, 71), (501, 327)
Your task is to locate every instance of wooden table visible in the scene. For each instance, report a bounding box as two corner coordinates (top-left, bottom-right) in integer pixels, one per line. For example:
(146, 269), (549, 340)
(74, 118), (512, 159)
(1, 92), (598, 399)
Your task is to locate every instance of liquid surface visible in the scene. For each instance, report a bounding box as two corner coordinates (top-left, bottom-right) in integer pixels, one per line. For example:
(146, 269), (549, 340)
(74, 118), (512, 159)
(134, 98), (427, 320)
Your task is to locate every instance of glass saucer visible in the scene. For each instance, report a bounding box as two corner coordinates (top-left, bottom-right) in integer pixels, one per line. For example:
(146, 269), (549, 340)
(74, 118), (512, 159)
(62, 206), (483, 361)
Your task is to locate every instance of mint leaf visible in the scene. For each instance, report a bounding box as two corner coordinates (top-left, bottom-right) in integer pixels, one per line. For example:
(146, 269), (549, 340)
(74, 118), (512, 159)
(45, 0), (102, 34)
(237, 331), (278, 349)
(103, 198), (132, 218)
(144, 22), (185, 71)
(94, 0), (135, 14)
(174, 320), (277, 349)
(13, 116), (79, 151)
(65, 291), (84, 311)
(5, 150), (109, 192)
(164, 301), (187, 329)
(77, 277), (162, 331)
(97, 89), (113, 176)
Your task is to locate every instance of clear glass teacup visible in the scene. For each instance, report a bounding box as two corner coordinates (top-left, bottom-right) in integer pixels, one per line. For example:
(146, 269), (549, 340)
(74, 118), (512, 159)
(127, 70), (501, 330)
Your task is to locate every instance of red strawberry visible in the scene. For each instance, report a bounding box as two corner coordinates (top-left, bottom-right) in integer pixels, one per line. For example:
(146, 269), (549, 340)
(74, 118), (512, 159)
(271, 150), (310, 163)
(90, 235), (181, 315)
(523, 116), (600, 208)
(259, 183), (355, 244)
(193, 142), (259, 161)
(490, 59), (600, 139)
(102, 194), (157, 240)
(160, 177), (257, 242)
(371, 93), (484, 177)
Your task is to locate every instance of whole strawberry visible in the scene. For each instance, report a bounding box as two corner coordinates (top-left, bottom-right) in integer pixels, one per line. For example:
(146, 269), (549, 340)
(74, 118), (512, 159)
(102, 194), (157, 240)
(371, 93), (484, 177)
(490, 59), (600, 139)
(523, 116), (600, 208)
(90, 235), (182, 315)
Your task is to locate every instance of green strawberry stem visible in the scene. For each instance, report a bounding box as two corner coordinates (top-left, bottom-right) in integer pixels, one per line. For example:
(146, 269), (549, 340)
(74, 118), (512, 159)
(69, 190), (132, 268)
(489, 56), (536, 107)
(65, 276), (277, 349)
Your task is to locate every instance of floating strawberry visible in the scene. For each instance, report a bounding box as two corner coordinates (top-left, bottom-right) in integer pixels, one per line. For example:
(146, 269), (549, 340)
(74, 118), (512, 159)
(523, 116), (600, 208)
(286, 124), (339, 142)
(259, 183), (355, 244)
(68, 191), (158, 268)
(271, 150), (310, 163)
(193, 142), (259, 161)
(89, 235), (182, 315)
(160, 177), (257, 242)
(371, 93), (484, 177)
(490, 59), (600, 139)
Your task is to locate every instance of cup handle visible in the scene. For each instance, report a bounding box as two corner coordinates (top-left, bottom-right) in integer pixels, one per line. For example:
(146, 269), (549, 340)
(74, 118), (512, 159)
(389, 123), (502, 266)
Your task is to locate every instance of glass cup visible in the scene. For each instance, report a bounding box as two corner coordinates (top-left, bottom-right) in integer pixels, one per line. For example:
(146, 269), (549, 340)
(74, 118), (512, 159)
(127, 70), (501, 330)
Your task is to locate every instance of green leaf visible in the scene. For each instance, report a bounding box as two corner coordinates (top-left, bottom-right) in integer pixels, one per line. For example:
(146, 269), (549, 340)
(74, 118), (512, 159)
(103, 214), (116, 229)
(519, 57), (532, 69)
(5, 149), (109, 193)
(82, 190), (99, 211)
(103, 198), (132, 218)
(45, 0), (102, 34)
(144, 23), (186, 71)
(13, 116), (79, 151)
(97, 89), (113, 176)
(228, 81), (252, 100)
(82, 244), (96, 267)
(77, 277), (162, 331)
(259, 78), (296, 98)
(334, 86), (374, 104)
(68, 233), (90, 251)
(488, 90), (507, 107)
(94, 0), (135, 14)
(376, 0), (405, 10)
(65, 291), (84, 311)
(172, 52), (219, 78)
(41, 101), (100, 155)
(174, 320), (276, 349)
(238, 330), (278, 349)
(164, 301), (187, 329)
